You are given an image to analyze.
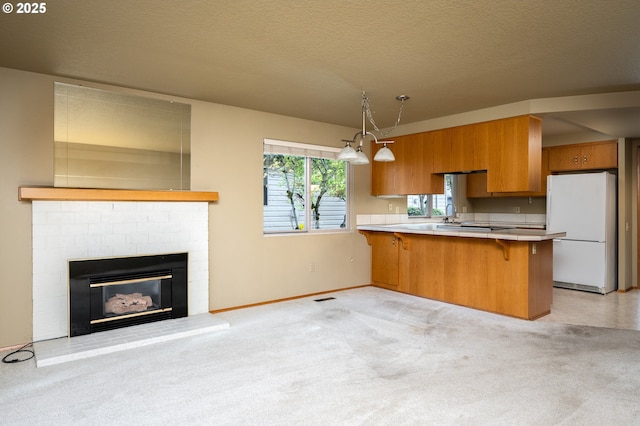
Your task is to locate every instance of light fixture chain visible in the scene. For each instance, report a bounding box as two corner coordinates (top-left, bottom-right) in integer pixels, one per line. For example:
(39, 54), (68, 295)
(363, 95), (405, 138)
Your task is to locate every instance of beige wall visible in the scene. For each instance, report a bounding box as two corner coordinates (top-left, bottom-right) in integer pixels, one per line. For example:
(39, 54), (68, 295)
(1, 68), (53, 347)
(0, 67), (392, 347)
(189, 99), (384, 309)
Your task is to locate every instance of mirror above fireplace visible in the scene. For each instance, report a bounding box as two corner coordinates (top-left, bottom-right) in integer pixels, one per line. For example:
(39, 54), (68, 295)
(54, 82), (191, 190)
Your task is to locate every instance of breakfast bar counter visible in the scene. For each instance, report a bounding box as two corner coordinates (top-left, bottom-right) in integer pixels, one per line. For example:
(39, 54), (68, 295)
(358, 223), (566, 320)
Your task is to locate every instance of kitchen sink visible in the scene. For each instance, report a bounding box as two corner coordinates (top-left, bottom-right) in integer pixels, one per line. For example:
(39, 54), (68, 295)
(392, 223), (436, 230)
(436, 224), (511, 232)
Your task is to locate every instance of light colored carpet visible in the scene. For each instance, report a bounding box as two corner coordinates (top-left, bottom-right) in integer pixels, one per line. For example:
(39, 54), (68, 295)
(2, 286), (640, 425)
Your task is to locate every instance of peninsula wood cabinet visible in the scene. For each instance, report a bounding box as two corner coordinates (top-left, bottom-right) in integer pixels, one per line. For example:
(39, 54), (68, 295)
(370, 132), (444, 196)
(360, 230), (553, 320)
(365, 231), (400, 290)
(547, 140), (617, 171)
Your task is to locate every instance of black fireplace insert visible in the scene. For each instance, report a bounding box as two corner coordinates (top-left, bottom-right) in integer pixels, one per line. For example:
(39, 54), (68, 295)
(69, 252), (188, 337)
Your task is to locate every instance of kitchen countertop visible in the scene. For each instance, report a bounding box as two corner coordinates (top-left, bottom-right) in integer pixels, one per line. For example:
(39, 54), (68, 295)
(357, 223), (566, 241)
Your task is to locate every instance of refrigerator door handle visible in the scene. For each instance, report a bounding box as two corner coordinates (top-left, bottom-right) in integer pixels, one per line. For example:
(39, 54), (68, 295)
(546, 186), (552, 231)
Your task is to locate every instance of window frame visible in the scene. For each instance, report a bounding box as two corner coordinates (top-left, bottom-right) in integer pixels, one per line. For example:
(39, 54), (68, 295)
(263, 139), (350, 235)
(407, 174), (455, 219)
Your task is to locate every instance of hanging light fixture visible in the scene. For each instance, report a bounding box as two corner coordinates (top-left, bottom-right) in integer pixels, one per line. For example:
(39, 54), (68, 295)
(352, 145), (370, 165)
(373, 142), (395, 162)
(337, 140), (358, 161)
(338, 92), (409, 164)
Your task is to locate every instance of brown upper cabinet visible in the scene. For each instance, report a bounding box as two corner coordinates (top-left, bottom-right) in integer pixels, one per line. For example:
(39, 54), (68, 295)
(547, 140), (618, 172)
(432, 122), (489, 173)
(485, 115), (542, 193)
(467, 148), (550, 198)
(371, 114), (541, 196)
(370, 132), (444, 196)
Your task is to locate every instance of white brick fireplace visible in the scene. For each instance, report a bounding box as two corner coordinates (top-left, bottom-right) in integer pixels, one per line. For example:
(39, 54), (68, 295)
(31, 200), (210, 341)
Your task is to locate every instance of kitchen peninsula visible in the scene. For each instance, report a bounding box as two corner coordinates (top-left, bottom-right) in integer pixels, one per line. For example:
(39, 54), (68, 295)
(358, 223), (566, 320)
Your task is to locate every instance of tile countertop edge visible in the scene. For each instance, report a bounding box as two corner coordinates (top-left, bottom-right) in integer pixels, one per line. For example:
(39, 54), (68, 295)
(356, 224), (566, 242)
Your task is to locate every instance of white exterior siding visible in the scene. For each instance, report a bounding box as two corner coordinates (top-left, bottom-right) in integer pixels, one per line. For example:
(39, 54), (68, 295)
(264, 172), (346, 232)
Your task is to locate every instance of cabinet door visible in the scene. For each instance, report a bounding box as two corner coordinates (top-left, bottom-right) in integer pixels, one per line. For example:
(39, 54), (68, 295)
(370, 141), (400, 195)
(399, 234), (445, 299)
(486, 115), (542, 192)
(547, 140), (618, 171)
(450, 126), (476, 172)
(491, 147), (549, 197)
(431, 129), (452, 173)
(473, 121), (489, 170)
(583, 140), (617, 169)
(547, 145), (582, 171)
(434, 124), (484, 173)
(369, 232), (399, 288)
(371, 133), (443, 195)
(466, 172), (491, 198)
(398, 133), (443, 194)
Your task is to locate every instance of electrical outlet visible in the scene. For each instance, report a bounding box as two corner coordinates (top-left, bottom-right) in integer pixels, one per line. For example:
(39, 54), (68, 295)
(514, 207), (520, 214)
(532, 243), (537, 255)
(388, 203), (393, 212)
(395, 206), (399, 213)
(309, 263), (315, 272)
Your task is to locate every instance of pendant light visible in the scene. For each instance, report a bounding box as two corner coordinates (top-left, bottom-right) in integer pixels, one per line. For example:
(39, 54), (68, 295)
(337, 140), (358, 161)
(339, 92), (409, 164)
(351, 145), (370, 165)
(373, 142), (395, 162)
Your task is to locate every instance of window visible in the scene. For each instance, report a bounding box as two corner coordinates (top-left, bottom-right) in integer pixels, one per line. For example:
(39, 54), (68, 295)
(263, 139), (349, 233)
(407, 174), (455, 218)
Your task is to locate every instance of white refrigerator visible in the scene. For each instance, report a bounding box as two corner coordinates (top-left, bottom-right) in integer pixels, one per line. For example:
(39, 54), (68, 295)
(546, 172), (617, 294)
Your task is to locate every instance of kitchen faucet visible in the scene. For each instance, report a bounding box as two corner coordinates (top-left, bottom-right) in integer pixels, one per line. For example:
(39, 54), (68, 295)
(443, 202), (457, 223)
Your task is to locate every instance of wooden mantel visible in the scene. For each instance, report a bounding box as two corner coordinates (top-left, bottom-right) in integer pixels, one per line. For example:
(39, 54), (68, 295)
(18, 186), (219, 202)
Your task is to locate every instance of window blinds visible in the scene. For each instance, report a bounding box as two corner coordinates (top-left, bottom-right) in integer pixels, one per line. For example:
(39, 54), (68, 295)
(263, 138), (341, 160)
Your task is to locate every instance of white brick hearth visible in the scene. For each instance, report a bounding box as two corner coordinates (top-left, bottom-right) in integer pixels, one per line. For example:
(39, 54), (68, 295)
(32, 201), (210, 342)
(33, 313), (228, 367)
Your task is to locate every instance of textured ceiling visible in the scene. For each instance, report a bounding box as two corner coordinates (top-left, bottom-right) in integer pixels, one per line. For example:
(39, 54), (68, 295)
(2, 0), (640, 135)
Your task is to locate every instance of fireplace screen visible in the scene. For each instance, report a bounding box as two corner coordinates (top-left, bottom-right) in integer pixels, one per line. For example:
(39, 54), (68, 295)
(69, 253), (188, 337)
(96, 275), (165, 318)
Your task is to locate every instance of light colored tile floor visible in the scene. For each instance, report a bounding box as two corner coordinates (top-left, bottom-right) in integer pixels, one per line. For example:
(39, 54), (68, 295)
(537, 287), (640, 330)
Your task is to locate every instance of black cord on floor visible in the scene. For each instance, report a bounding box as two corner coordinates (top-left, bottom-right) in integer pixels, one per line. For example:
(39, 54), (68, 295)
(2, 342), (34, 364)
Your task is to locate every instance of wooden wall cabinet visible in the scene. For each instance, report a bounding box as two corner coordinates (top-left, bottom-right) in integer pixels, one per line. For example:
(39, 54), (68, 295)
(432, 122), (489, 173)
(431, 129), (452, 173)
(472, 121), (490, 171)
(371, 132), (444, 196)
(486, 115), (542, 193)
(547, 140), (617, 172)
(466, 172), (491, 198)
(467, 147), (550, 198)
(371, 115), (541, 195)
